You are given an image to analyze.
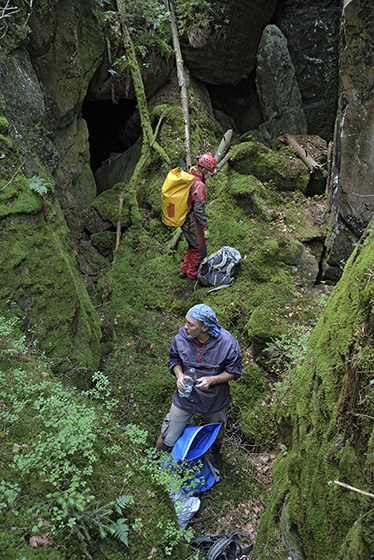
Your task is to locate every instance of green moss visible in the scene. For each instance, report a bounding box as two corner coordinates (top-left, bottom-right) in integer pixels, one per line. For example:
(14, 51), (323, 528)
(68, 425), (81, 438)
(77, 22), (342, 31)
(0, 163), (101, 387)
(230, 140), (310, 193)
(92, 184), (131, 227)
(258, 231), (374, 559)
(227, 170), (269, 217)
(284, 207), (322, 241)
(0, 133), (13, 149)
(91, 229), (114, 248)
(0, 116), (9, 133)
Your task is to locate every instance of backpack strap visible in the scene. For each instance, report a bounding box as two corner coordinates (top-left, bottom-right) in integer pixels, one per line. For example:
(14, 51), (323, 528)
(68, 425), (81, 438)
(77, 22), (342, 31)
(207, 282), (233, 293)
(227, 531), (254, 558)
(189, 531), (253, 559)
(189, 533), (224, 555)
(205, 535), (239, 560)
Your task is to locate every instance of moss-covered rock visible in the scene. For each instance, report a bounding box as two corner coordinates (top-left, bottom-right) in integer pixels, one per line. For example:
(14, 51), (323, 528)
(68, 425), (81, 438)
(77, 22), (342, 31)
(227, 170), (269, 218)
(278, 239), (320, 288)
(256, 226), (374, 559)
(0, 116), (9, 134)
(0, 146), (101, 387)
(229, 139), (310, 193)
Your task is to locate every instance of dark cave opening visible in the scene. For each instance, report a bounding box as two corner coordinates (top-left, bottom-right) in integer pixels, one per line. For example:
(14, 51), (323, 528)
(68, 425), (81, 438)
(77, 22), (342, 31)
(206, 71), (262, 136)
(82, 97), (139, 173)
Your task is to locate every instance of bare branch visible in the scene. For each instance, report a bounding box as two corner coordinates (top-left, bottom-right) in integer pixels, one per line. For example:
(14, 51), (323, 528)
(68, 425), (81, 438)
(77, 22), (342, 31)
(334, 480), (374, 498)
(0, 159), (26, 191)
(0, 1), (20, 21)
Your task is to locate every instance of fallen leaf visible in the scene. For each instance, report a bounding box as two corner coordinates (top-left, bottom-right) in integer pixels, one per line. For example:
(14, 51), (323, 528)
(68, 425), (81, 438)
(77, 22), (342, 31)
(29, 536), (56, 548)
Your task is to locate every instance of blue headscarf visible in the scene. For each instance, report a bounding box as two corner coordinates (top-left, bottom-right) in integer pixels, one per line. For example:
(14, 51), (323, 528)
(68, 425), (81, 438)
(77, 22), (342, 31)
(186, 304), (221, 338)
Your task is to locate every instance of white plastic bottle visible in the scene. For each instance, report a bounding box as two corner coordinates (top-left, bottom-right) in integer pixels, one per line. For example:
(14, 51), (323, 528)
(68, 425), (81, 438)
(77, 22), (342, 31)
(178, 368), (196, 398)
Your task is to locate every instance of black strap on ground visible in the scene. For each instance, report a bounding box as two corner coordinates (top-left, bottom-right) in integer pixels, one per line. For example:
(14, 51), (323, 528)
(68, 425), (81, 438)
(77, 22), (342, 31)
(189, 530), (253, 559)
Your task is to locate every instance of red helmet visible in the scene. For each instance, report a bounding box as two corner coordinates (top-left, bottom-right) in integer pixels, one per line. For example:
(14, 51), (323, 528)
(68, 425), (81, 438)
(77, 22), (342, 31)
(196, 154), (216, 171)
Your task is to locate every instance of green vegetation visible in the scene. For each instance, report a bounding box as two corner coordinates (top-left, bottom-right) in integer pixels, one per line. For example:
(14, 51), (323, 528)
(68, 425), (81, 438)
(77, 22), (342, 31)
(2, 3), (370, 559)
(256, 230), (374, 559)
(0, 315), (198, 559)
(0, 95), (329, 555)
(94, 0), (172, 85)
(177, 0), (215, 47)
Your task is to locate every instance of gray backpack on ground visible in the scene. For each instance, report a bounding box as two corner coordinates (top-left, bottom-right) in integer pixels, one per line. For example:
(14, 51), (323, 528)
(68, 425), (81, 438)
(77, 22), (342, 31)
(195, 246), (241, 292)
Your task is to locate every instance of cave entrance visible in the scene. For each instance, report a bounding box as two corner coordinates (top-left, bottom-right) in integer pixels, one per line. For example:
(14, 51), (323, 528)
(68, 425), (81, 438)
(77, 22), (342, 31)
(82, 97), (138, 174)
(206, 71), (262, 136)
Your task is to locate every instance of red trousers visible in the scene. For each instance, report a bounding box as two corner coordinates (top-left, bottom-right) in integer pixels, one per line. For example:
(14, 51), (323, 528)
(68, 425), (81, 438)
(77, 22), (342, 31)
(180, 245), (203, 280)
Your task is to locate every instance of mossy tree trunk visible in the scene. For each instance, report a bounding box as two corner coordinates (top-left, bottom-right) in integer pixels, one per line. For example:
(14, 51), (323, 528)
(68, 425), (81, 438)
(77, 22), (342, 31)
(114, 0), (170, 249)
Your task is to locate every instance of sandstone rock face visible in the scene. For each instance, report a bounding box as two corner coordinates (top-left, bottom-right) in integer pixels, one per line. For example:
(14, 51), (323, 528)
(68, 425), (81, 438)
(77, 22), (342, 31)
(273, 0), (341, 141)
(0, 44), (58, 174)
(338, 0), (374, 232)
(181, 0), (277, 85)
(27, 0), (105, 240)
(324, 0), (374, 280)
(255, 25), (308, 146)
(0, 1), (103, 384)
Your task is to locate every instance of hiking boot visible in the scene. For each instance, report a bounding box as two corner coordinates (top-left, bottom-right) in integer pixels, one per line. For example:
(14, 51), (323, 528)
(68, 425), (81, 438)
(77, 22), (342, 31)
(179, 272), (187, 278)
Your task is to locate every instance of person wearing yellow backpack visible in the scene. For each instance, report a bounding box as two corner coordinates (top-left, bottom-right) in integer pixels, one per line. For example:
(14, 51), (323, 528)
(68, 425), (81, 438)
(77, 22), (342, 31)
(179, 154), (216, 281)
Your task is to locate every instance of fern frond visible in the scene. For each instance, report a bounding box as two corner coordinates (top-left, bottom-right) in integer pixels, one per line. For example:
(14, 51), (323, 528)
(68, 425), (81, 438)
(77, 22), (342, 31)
(109, 517), (129, 545)
(114, 494), (133, 513)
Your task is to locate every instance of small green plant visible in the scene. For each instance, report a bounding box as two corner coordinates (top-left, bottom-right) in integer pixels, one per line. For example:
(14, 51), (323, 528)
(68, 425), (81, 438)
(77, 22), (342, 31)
(157, 519), (194, 556)
(83, 370), (119, 411)
(28, 175), (50, 195)
(265, 329), (311, 378)
(39, 489), (133, 546)
(8, 379), (99, 489)
(0, 315), (28, 356)
(0, 480), (21, 516)
(279, 443), (288, 456)
(317, 291), (330, 308)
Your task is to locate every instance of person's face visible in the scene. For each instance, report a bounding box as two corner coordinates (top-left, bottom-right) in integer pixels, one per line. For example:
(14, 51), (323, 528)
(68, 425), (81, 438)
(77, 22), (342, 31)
(201, 167), (213, 180)
(184, 315), (208, 340)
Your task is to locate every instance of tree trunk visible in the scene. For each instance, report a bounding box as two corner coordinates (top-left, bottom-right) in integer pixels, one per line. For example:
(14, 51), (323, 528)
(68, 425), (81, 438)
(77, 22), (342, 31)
(113, 0), (170, 249)
(279, 133), (322, 172)
(166, 0), (192, 168)
(279, 133), (327, 196)
(214, 129), (233, 164)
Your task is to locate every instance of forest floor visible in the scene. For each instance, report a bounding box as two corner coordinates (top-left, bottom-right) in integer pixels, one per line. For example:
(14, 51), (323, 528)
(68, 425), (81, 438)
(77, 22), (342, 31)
(185, 418), (291, 560)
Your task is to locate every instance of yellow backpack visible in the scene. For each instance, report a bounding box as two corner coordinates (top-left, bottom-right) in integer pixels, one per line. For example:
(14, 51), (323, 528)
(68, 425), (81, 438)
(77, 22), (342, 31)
(161, 167), (196, 227)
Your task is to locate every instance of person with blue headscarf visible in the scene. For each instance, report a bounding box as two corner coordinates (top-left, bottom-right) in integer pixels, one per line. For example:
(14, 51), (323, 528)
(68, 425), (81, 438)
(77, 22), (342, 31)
(156, 304), (242, 469)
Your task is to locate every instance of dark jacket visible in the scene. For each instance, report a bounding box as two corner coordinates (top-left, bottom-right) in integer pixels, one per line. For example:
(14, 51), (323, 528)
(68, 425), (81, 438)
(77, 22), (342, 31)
(169, 326), (242, 414)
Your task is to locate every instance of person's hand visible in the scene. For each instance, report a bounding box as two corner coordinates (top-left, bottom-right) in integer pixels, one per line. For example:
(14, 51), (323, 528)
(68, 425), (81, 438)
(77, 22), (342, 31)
(195, 376), (214, 391)
(176, 376), (185, 392)
(176, 376), (193, 392)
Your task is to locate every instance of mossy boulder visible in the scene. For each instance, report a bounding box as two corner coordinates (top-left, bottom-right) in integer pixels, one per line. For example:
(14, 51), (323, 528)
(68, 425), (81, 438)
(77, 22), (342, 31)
(284, 206), (323, 242)
(229, 139), (310, 193)
(0, 156), (101, 388)
(278, 239), (319, 288)
(256, 226), (374, 559)
(227, 170), (269, 217)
